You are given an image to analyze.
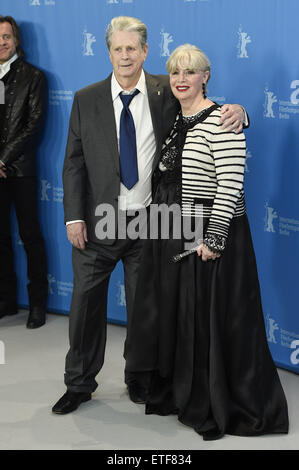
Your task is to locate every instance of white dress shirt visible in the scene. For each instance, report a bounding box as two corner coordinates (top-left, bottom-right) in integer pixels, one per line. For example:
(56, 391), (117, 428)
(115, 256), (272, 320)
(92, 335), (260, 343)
(111, 70), (156, 210)
(67, 70), (156, 225)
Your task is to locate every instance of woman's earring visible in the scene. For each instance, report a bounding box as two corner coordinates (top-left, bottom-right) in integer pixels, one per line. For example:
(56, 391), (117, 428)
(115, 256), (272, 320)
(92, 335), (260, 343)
(202, 83), (206, 99)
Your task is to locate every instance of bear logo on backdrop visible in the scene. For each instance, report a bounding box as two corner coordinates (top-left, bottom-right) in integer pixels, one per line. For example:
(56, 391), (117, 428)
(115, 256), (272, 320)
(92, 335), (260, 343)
(40, 179), (51, 202)
(266, 314), (279, 344)
(266, 315), (299, 367)
(237, 26), (251, 58)
(264, 202), (278, 233)
(48, 274), (56, 295)
(264, 86), (277, 118)
(264, 82), (299, 120)
(82, 29), (96, 56)
(40, 179), (63, 204)
(264, 201), (299, 237)
(160, 27), (174, 57)
(245, 149), (252, 173)
(117, 281), (126, 307)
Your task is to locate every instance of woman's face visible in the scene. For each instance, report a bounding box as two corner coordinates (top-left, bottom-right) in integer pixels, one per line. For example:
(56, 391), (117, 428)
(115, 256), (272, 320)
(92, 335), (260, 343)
(169, 66), (209, 104)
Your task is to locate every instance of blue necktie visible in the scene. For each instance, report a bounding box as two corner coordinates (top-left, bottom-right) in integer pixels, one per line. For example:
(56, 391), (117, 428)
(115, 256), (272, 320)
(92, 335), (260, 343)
(119, 89), (140, 189)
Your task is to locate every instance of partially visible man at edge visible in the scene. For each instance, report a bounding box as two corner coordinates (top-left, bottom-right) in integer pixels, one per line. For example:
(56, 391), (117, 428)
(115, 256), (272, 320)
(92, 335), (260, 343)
(52, 16), (249, 415)
(0, 15), (48, 329)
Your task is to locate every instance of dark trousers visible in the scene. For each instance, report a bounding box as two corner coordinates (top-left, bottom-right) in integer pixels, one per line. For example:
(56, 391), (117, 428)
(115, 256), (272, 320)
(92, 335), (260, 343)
(64, 233), (144, 393)
(0, 177), (48, 312)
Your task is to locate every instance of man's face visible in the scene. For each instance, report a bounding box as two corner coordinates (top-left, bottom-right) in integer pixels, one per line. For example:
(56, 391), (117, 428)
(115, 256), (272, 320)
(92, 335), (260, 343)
(0, 22), (17, 65)
(109, 30), (148, 88)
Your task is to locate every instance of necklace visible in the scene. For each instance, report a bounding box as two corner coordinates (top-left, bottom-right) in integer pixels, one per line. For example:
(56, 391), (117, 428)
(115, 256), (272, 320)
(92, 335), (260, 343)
(182, 106), (212, 124)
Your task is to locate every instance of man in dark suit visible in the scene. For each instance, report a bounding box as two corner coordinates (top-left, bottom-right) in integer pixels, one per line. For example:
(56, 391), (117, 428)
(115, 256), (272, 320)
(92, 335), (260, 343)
(52, 16), (246, 414)
(0, 15), (48, 329)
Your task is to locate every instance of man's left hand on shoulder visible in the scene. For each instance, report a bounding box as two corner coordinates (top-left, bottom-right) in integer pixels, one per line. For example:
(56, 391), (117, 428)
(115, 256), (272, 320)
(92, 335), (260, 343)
(220, 104), (245, 134)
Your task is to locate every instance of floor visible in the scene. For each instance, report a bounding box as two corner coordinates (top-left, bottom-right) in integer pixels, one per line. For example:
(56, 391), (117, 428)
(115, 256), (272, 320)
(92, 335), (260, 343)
(0, 310), (298, 451)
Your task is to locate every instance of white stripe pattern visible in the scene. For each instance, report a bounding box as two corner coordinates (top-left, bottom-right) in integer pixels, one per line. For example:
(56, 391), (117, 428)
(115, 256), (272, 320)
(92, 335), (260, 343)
(181, 108), (246, 240)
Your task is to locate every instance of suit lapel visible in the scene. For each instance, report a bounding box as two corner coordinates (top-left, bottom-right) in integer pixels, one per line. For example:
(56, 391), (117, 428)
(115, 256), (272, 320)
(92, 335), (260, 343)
(95, 75), (120, 173)
(145, 71), (165, 168)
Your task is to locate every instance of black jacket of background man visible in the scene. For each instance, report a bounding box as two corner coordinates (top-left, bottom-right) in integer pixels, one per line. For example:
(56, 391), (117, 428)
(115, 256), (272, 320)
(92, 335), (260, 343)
(0, 56), (48, 318)
(0, 57), (47, 176)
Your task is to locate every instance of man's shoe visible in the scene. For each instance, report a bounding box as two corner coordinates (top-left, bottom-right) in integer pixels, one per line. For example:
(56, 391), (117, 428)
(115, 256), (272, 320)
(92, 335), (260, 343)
(52, 391), (92, 414)
(127, 383), (147, 404)
(26, 307), (46, 329)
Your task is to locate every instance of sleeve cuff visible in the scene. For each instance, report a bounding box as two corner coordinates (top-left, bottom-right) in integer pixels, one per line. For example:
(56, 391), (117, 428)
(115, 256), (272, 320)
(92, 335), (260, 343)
(203, 233), (226, 253)
(66, 220), (85, 225)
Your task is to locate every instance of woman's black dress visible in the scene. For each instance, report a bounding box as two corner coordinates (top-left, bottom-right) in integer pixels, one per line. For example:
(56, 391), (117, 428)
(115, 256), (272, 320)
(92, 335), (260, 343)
(125, 108), (289, 440)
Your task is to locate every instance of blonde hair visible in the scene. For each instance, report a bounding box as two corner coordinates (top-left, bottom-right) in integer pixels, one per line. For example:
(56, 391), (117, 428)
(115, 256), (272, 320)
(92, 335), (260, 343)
(166, 44), (211, 82)
(106, 16), (147, 50)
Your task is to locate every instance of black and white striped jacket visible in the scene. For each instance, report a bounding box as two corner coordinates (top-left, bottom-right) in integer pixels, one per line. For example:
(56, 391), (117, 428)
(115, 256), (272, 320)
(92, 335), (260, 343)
(161, 107), (247, 251)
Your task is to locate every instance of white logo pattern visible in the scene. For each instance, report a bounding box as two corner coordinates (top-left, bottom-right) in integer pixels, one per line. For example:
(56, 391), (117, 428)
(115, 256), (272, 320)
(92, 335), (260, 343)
(264, 86), (277, 118)
(264, 202), (278, 233)
(237, 26), (251, 59)
(48, 274), (56, 295)
(83, 29), (96, 56)
(266, 314), (279, 344)
(41, 179), (51, 201)
(117, 281), (126, 307)
(160, 28), (174, 57)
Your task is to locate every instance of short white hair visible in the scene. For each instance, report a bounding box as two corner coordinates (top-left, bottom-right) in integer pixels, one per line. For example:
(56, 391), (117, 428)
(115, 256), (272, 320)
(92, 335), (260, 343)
(106, 16), (147, 50)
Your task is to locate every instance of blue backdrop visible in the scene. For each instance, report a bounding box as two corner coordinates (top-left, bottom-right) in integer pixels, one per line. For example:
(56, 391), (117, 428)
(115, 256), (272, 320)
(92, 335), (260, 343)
(2, 0), (299, 374)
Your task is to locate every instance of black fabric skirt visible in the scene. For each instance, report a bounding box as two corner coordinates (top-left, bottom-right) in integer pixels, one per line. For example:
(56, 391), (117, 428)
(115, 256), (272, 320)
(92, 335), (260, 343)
(125, 173), (289, 440)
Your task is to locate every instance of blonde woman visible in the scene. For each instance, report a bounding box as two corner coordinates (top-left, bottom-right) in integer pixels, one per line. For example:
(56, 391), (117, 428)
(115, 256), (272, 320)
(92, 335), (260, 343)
(126, 44), (288, 440)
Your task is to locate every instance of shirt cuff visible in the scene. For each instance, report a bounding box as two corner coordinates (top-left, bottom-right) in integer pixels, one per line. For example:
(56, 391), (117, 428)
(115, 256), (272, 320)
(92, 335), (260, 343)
(66, 220), (85, 225)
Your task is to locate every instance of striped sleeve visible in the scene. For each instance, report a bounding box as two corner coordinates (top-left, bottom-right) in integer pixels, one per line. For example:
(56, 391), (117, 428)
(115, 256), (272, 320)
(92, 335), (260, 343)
(204, 114), (246, 243)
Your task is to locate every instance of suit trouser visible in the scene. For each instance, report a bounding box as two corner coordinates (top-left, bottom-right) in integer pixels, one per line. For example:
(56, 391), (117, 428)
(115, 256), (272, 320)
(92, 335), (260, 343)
(0, 177), (48, 312)
(64, 231), (144, 393)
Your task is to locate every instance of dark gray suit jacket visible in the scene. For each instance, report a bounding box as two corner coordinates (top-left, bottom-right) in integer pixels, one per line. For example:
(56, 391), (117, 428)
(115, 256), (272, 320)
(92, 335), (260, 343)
(63, 71), (179, 244)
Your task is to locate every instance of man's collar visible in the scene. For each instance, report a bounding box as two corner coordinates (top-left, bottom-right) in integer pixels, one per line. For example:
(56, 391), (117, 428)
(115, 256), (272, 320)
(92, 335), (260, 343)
(1, 53), (18, 69)
(0, 53), (18, 79)
(111, 69), (146, 101)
